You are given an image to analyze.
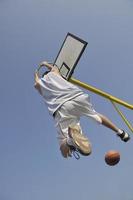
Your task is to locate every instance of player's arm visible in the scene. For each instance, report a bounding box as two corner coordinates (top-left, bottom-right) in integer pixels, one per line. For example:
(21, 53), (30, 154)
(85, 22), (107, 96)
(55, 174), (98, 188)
(34, 72), (42, 95)
(39, 61), (61, 75)
(39, 61), (53, 70)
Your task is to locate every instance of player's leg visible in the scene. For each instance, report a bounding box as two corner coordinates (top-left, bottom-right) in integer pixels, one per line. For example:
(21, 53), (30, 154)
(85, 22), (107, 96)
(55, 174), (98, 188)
(71, 94), (130, 142)
(54, 102), (92, 158)
(58, 123), (92, 159)
(68, 124), (92, 156)
(97, 113), (119, 132)
(97, 113), (130, 142)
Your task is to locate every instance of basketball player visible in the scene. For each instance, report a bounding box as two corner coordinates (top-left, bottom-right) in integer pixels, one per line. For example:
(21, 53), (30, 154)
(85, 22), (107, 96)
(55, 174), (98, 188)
(34, 61), (130, 159)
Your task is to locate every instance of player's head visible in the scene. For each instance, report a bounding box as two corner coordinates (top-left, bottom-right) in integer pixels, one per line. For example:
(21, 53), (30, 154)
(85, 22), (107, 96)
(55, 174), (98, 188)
(42, 70), (50, 77)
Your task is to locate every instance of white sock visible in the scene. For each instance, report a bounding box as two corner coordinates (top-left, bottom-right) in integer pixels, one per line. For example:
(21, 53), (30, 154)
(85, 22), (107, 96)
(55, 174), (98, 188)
(67, 137), (75, 146)
(117, 129), (123, 135)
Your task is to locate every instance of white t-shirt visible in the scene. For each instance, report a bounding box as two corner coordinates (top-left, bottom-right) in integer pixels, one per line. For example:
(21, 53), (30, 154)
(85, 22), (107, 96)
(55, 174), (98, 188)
(38, 72), (84, 115)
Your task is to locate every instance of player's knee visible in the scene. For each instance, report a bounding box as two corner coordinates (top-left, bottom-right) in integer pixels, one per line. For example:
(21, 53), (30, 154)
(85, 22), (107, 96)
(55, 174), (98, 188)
(93, 114), (102, 124)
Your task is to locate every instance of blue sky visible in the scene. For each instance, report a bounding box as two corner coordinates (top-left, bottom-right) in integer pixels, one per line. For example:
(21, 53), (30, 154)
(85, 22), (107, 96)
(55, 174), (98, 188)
(0, 0), (133, 199)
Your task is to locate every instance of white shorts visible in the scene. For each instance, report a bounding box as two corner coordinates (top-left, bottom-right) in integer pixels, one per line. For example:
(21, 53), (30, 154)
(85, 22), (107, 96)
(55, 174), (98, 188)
(54, 94), (102, 145)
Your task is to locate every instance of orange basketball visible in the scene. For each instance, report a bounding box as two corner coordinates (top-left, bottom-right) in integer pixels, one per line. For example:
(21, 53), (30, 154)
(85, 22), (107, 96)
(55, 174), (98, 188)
(105, 150), (120, 166)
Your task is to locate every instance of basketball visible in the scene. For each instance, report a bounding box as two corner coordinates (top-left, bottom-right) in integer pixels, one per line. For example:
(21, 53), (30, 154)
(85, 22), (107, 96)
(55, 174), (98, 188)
(105, 150), (120, 166)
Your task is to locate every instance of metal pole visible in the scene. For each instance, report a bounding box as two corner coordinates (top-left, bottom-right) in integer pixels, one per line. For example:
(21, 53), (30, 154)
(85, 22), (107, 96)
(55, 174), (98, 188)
(70, 77), (133, 110)
(111, 101), (133, 133)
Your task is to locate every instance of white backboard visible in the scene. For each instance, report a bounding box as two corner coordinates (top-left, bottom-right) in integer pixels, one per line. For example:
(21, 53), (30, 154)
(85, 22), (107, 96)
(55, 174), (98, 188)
(54, 33), (88, 80)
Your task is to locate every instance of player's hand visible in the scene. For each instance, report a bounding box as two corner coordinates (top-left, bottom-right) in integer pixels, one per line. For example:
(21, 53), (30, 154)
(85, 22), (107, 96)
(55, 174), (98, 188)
(34, 71), (40, 83)
(60, 141), (72, 158)
(34, 71), (40, 89)
(34, 72), (42, 95)
(39, 61), (48, 67)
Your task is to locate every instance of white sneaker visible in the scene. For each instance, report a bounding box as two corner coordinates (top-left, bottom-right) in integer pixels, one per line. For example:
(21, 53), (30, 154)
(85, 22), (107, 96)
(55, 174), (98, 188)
(68, 125), (92, 156)
(117, 130), (130, 142)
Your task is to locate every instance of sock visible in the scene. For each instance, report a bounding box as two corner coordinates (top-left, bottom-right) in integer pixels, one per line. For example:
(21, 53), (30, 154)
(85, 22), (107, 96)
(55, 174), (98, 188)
(117, 129), (123, 135)
(67, 137), (74, 146)
(67, 137), (78, 148)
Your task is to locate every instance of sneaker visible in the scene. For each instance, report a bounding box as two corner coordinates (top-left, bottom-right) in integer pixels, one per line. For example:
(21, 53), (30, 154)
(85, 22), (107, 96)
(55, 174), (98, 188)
(68, 125), (92, 156)
(117, 130), (130, 142)
(67, 145), (81, 160)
